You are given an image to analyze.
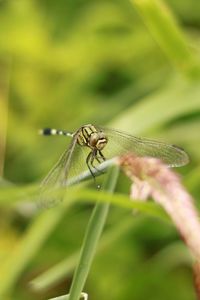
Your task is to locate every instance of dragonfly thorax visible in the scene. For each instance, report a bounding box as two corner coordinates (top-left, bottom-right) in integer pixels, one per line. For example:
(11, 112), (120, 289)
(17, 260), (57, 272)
(77, 125), (108, 150)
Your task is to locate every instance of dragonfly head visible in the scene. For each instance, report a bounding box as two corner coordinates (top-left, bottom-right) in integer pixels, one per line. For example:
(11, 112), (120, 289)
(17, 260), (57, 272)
(89, 131), (108, 150)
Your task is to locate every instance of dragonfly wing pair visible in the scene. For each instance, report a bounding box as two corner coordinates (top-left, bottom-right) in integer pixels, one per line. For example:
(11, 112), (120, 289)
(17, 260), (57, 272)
(39, 135), (91, 208)
(39, 125), (189, 208)
(100, 127), (189, 168)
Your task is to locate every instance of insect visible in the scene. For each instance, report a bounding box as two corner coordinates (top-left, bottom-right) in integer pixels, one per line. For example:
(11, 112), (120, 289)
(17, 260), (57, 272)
(39, 124), (189, 207)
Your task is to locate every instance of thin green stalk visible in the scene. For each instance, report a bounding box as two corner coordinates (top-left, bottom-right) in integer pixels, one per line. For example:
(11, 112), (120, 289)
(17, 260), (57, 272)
(0, 56), (12, 177)
(31, 214), (138, 291)
(49, 292), (87, 300)
(68, 166), (119, 300)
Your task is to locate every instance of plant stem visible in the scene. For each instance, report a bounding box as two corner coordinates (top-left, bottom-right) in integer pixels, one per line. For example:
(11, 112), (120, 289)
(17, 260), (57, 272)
(49, 292), (87, 300)
(0, 57), (12, 177)
(68, 166), (119, 300)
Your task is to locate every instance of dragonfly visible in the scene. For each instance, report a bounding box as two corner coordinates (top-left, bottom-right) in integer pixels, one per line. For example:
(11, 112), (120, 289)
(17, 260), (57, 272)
(39, 124), (189, 207)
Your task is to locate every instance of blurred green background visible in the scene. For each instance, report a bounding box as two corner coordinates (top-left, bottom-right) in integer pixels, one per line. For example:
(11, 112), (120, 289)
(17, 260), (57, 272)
(0, 0), (200, 299)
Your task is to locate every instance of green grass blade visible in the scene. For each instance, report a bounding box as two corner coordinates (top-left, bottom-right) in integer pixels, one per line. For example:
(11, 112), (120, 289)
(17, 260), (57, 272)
(0, 198), (73, 297)
(68, 166), (119, 300)
(31, 216), (143, 291)
(111, 77), (200, 134)
(130, 0), (200, 78)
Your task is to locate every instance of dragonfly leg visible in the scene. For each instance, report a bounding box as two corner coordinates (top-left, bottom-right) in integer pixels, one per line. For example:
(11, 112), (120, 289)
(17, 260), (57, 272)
(90, 150), (104, 175)
(86, 151), (101, 188)
(92, 150), (106, 175)
(95, 155), (102, 164)
(99, 150), (106, 161)
(90, 150), (100, 172)
(87, 150), (105, 179)
(86, 151), (96, 179)
(94, 150), (106, 165)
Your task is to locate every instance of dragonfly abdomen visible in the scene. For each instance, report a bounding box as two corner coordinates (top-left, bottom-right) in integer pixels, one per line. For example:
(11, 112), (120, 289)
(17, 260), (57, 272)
(39, 128), (73, 137)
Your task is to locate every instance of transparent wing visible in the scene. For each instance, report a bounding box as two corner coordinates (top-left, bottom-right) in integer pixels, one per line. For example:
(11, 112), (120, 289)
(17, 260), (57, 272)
(39, 136), (91, 208)
(39, 125), (189, 208)
(98, 126), (189, 167)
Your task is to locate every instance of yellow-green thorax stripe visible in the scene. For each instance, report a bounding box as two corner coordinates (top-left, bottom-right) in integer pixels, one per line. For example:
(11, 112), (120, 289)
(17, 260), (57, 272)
(77, 124), (98, 146)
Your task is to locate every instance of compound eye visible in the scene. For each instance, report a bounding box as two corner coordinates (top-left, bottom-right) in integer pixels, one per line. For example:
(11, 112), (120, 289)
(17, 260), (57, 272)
(99, 132), (106, 139)
(90, 133), (98, 147)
